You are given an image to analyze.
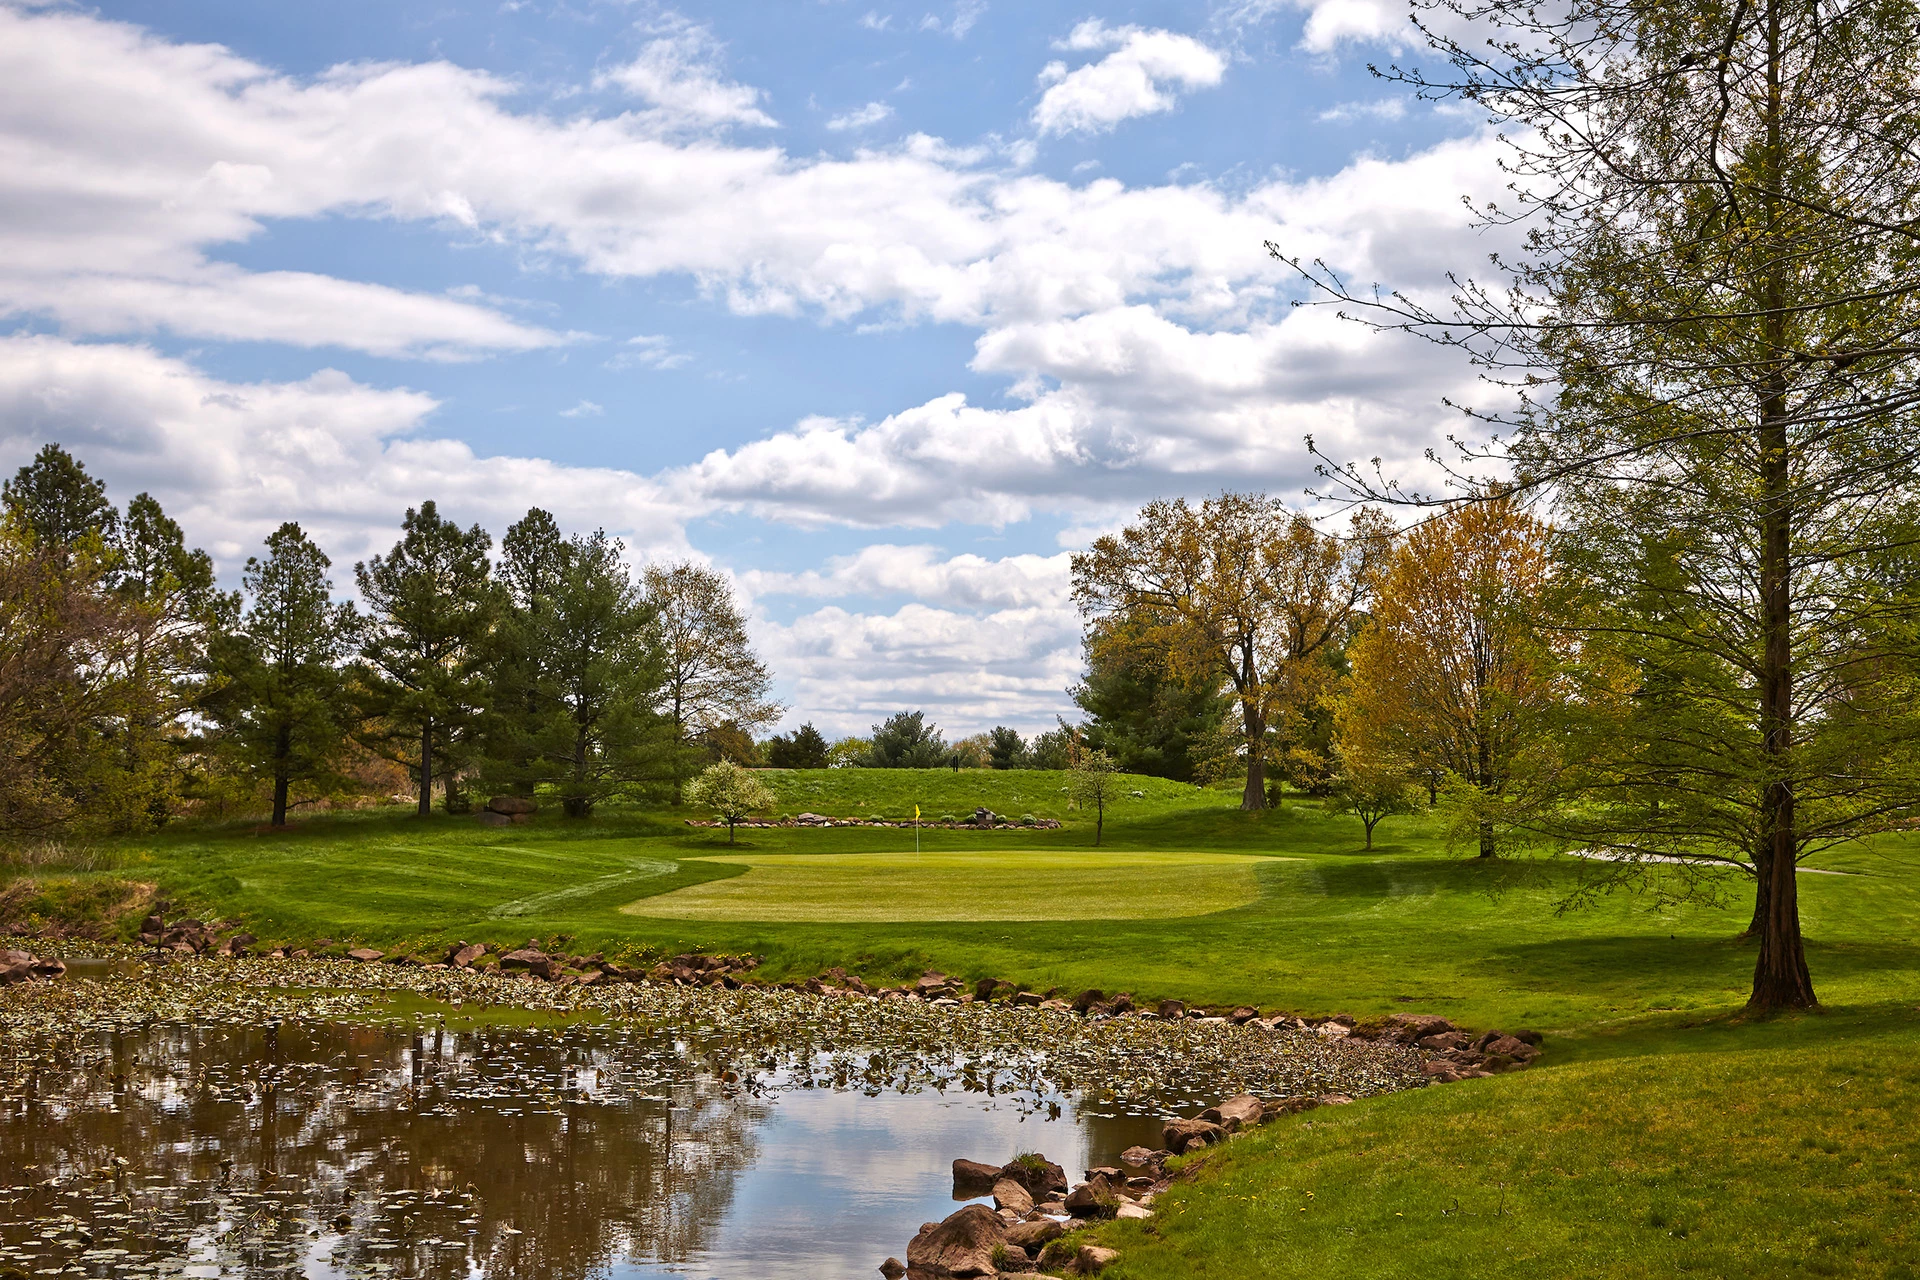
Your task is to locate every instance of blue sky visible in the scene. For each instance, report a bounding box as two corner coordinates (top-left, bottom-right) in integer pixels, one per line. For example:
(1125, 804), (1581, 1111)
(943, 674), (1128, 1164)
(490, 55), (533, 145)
(0, 0), (1499, 738)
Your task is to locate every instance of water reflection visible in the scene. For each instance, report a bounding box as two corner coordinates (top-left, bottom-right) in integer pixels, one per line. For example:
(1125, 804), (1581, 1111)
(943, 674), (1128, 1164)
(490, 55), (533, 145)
(0, 1019), (1163, 1279)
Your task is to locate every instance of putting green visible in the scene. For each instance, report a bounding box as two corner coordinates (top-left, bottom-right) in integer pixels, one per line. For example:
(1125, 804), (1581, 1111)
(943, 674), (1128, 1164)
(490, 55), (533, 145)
(621, 850), (1278, 922)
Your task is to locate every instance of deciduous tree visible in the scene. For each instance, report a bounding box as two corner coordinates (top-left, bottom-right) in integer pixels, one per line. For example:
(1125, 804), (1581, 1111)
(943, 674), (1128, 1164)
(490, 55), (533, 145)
(642, 563), (780, 797)
(1067, 748), (1124, 846)
(685, 759), (777, 844)
(1073, 494), (1388, 810)
(1340, 496), (1563, 857)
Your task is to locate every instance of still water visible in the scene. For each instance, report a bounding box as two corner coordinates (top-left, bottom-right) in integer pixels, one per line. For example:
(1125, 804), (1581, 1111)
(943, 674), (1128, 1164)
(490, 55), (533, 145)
(0, 1015), (1166, 1279)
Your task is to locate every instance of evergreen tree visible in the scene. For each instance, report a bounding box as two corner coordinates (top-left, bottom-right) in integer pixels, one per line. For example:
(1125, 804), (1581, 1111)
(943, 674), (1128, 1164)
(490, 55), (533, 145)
(1072, 623), (1230, 782)
(483, 508), (569, 797)
(354, 502), (498, 816)
(3, 443), (116, 560)
(206, 523), (358, 825)
(864, 710), (948, 768)
(765, 723), (830, 768)
(985, 726), (1030, 770)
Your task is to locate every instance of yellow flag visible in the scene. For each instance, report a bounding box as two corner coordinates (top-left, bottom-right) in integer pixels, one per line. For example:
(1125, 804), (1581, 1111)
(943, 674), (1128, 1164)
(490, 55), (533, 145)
(915, 804), (921, 820)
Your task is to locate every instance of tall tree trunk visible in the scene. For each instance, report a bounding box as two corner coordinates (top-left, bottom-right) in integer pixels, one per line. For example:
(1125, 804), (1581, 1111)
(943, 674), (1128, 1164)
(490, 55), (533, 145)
(418, 720), (433, 818)
(1747, 0), (1815, 1012)
(1240, 700), (1266, 812)
(271, 724), (291, 827)
(1743, 835), (1772, 939)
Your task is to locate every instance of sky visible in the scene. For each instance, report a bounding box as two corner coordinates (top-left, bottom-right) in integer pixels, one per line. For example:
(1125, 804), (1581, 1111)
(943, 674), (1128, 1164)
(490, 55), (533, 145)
(0, 0), (1508, 740)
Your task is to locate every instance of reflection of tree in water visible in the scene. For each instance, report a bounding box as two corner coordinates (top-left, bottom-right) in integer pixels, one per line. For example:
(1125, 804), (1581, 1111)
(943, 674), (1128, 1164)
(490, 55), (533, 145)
(0, 1020), (766, 1279)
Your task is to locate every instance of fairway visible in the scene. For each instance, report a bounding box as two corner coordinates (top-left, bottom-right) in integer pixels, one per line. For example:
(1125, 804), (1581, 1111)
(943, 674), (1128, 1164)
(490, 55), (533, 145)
(622, 850), (1276, 921)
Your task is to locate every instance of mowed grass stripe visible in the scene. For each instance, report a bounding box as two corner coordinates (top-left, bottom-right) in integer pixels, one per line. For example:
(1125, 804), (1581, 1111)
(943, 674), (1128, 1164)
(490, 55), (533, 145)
(622, 850), (1277, 921)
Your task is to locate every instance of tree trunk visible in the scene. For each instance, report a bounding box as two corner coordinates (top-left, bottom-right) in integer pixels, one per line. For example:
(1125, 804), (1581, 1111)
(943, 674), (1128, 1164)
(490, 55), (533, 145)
(1746, 3), (1815, 1013)
(1095, 799), (1104, 846)
(1477, 818), (1496, 859)
(271, 724), (291, 827)
(418, 720), (433, 818)
(565, 727), (591, 818)
(1742, 839), (1772, 939)
(1364, 814), (1378, 850)
(1240, 701), (1266, 812)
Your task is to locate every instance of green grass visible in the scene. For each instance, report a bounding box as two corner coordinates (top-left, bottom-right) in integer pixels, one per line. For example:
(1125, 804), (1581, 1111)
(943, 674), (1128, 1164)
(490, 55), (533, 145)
(7, 765), (1918, 1278)
(622, 850), (1273, 921)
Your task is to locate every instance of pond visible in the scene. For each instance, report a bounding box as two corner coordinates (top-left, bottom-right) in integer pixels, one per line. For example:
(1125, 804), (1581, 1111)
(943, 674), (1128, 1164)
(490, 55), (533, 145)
(0, 958), (1427, 1279)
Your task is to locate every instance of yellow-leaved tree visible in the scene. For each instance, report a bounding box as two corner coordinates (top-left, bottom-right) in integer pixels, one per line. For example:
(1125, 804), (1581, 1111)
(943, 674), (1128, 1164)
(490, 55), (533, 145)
(1338, 494), (1564, 857)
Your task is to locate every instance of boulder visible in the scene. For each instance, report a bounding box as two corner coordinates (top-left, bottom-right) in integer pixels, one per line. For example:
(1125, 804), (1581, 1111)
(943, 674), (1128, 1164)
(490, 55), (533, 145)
(477, 811), (512, 827)
(1228, 1006), (1260, 1026)
(346, 948), (384, 963)
(29, 956), (66, 979)
(1070, 989), (1105, 1015)
(1073, 1245), (1121, 1275)
(1118, 1146), (1163, 1171)
(1064, 1174), (1120, 1219)
(1162, 1117), (1225, 1155)
(1107, 993), (1134, 1015)
(1417, 1031), (1471, 1052)
(1116, 1202), (1153, 1220)
(449, 943), (487, 969)
(879, 1259), (906, 1280)
(952, 1159), (1003, 1195)
(1485, 1035), (1540, 1063)
(997, 1155), (1067, 1197)
(1380, 1013), (1455, 1044)
(486, 795), (538, 816)
(1155, 999), (1186, 1019)
(991, 1179), (1034, 1216)
(0, 950), (35, 985)
(1216, 1094), (1264, 1130)
(906, 1204), (1006, 1278)
(1010, 991), (1043, 1007)
(1004, 1220), (1065, 1251)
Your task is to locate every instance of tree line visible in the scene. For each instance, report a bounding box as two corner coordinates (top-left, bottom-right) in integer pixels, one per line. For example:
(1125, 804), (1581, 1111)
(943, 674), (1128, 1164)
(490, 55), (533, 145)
(0, 444), (778, 833)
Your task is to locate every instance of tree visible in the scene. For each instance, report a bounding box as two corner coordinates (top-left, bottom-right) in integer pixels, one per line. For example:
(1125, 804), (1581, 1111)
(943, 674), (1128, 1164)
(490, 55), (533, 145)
(1328, 753), (1420, 851)
(950, 733), (991, 770)
(354, 502), (499, 817)
(827, 736), (871, 768)
(484, 508), (569, 797)
(111, 493), (232, 827)
(1073, 495), (1389, 810)
(1340, 496), (1564, 857)
(685, 759), (777, 844)
(1067, 748), (1124, 846)
(765, 723), (830, 768)
(985, 726), (1030, 770)
(523, 531), (671, 817)
(1073, 619), (1232, 782)
(702, 720), (761, 767)
(864, 710), (948, 768)
(1288, 0), (1920, 1010)
(4, 444), (117, 563)
(642, 563), (780, 798)
(206, 523), (358, 826)
(1029, 726), (1075, 770)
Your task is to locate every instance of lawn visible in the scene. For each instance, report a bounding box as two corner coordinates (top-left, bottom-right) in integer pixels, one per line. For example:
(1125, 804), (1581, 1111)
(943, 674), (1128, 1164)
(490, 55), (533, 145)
(6, 767), (1918, 1278)
(622, 850), (1274, 921)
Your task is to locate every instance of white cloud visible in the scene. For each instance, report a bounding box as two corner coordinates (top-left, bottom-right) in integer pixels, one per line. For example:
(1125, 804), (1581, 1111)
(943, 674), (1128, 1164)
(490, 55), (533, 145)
(920, 1), (987, 39)
(859, 11), (893, 31)
(608, 334), (691, 371)
(559, 399), (604, 417)
(744, 544), (1071, 610)
(826, 101), (895, 131)
(1032, 22), (1226, 136)
(595, 20), (777, 132)
(1317, 97), (1407, 123)
(0, 335), (691, 570)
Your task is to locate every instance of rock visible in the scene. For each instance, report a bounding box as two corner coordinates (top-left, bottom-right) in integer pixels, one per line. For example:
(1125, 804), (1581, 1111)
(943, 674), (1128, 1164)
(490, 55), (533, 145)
(991, 1179), (1034, 1216)
(1485, 1035), (1540, 1063)
(477, 811), (512, 826)
(1005, 1220), (1065, 1250)
(486, 795), (538, 816)
(1156, 999), (1186, 1019)
(997, 1155), (1067, 1197)
(1108, 993), (1134, 1014)
(917, 970), (954, 995)
(1116, 1202), (1153, 1220)
(1417, 1031), (1471, 1052)
(1228, 1006), (1260, 1025)
(1316, 1093), (1354, 1107)
(953, 1159), (1003, 1194)
(500, 947), (547, 969)
(1119, 1146), (1164, 1170)
(1379, 1013), (1456, 1043)
(1010, 991), (1043, 1007)
(1472, 1029), (1505, 1051)
(1070, 988), (1105, 1015)
(1073, 1245), (1120, 1275)
(879, 1258), (906, 1280)
(906, 1204), (1006, 1278)
(449, 943), (487, 968)
(1162, 1117), (1226, 1154)
(0, 950), (35, 985)
(346, 948), (384, 963)
(1064, 1174), (1121, 1218)
(1216, 1094), (1264, 1130)
(29, 956), (66, 979)
(1511, 1029), (1546, 1047)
